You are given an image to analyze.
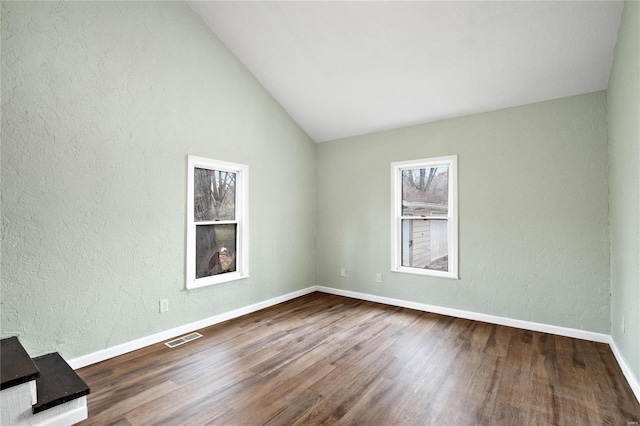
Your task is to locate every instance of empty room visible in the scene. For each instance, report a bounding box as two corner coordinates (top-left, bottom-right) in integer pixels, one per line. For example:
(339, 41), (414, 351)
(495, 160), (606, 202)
(1, 1), (639, 425)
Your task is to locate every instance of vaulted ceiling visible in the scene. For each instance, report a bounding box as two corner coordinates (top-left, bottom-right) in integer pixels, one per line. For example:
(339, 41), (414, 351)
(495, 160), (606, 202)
(188, 1), (624, 143)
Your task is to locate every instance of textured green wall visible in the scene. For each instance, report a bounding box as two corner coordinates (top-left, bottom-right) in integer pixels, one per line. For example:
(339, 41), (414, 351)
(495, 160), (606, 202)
(1, 2), (316, 359)
(317, 92), (610, 333)
(0, 1), (625, 366)
(608, 1), (640, 380)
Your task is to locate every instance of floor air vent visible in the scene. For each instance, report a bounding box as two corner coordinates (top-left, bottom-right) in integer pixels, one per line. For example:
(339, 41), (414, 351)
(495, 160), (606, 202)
(164, 332), (203, 349)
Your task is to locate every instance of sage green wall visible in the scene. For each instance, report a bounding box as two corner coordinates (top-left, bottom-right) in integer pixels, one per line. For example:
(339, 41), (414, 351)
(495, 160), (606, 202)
(1, 1), (316, 359)
(317, 92), (610, 333)
(0, 0), (622, 366)
(608, 1), (640, 380)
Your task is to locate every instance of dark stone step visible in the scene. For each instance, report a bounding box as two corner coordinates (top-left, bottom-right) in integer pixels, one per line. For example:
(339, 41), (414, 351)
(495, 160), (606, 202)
(1, 336), (40, 390)
(32, 352), (90, 414)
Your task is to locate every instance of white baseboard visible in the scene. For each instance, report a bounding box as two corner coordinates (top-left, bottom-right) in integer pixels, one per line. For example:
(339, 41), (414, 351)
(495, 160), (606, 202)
(36, 406), (87, 426)
(68, 284), (639, 405)
(68, 287), (316, 369)
(33, 396), (87, 426)
(315, 286), (610, 343)
(608, 337), (640, 403)
(315, 285), (639, 404)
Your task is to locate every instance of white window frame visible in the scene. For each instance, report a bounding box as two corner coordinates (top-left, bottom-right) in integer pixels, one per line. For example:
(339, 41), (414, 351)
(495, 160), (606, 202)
(186, 155), (249, 289)
(391, 155), (458, 279)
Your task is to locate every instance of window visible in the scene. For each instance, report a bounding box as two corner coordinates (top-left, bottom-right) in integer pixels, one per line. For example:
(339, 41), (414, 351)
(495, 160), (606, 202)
(186, 156), (249, 289)
(391, 155), (458, 279)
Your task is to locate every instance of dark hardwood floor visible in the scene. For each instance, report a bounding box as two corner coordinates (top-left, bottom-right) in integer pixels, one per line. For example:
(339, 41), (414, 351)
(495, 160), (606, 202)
(77, 292), (640, 425)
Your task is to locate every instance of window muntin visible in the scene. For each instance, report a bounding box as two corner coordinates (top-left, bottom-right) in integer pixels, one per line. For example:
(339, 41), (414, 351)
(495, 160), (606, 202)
(392, 156), (458, 279)
(187, 156), (248, 289)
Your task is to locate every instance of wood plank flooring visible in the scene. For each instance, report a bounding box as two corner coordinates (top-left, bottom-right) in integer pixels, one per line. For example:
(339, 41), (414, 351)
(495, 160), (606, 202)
(77, 292), (640, 425)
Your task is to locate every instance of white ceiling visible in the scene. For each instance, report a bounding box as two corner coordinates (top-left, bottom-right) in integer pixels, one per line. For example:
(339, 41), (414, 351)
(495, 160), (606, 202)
(188, 1), (624, 143)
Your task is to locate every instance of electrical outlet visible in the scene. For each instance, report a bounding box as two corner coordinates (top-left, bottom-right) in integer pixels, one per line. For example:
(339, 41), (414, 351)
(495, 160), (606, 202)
(376, 273), (383, 283)
(340, 268), (346, 277)
(160, 299), (169, 313)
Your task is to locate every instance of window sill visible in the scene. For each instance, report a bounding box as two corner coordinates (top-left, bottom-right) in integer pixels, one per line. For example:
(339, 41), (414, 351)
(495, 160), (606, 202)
(186, 273), (250, 290)
(392, 267), (458, 280)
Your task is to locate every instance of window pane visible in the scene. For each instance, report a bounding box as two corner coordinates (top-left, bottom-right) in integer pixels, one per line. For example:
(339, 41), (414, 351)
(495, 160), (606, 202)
(402, 167), (448, 217)
(195, 224), (237, 278)
(194, 168), (236, 221)
(401, 219), (448, 272)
